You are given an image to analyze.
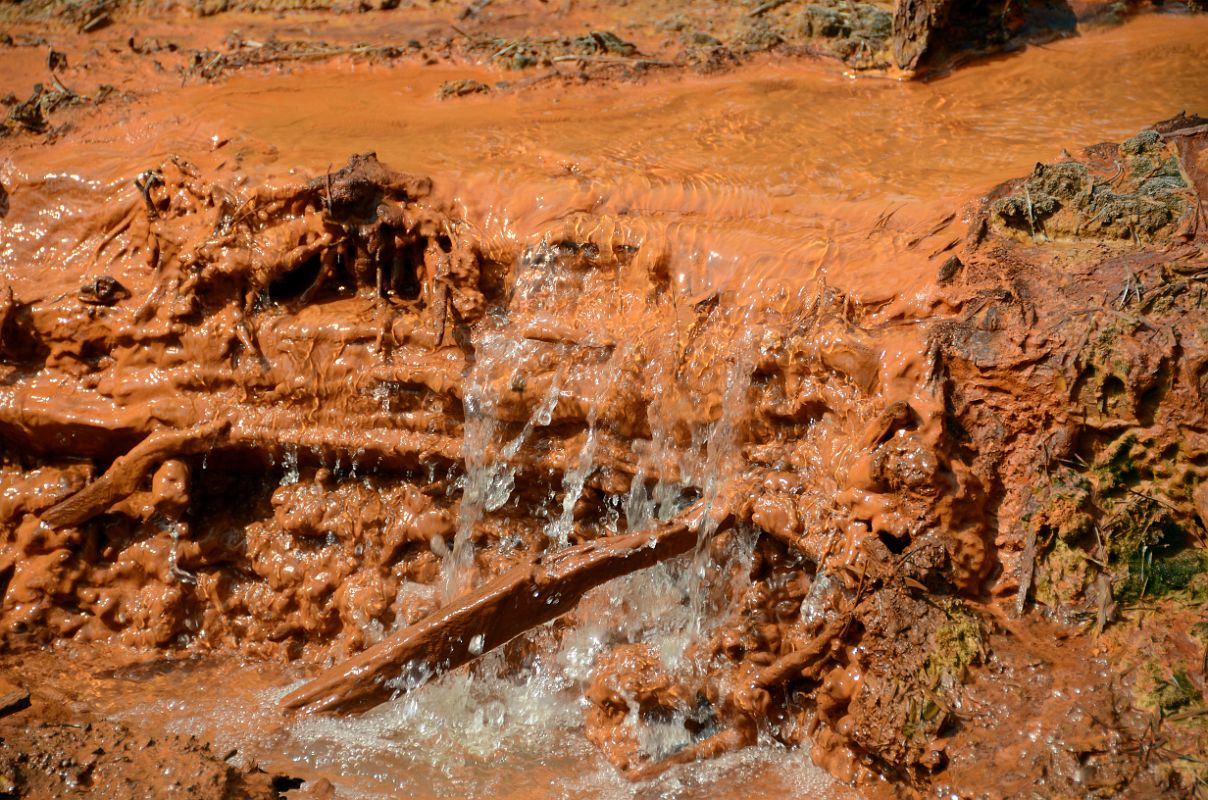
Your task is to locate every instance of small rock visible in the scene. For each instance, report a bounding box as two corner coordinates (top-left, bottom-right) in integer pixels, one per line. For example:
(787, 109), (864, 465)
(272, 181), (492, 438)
(47, 49), (68, 72)
(78, 275), (128, 305)
(685, 31), (722, 48)
(937, 255), (963, 284)
(296, 777), (335, 799)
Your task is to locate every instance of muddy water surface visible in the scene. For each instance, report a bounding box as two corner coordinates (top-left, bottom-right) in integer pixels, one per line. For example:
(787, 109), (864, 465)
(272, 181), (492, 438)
(7, 14), (1206, 304)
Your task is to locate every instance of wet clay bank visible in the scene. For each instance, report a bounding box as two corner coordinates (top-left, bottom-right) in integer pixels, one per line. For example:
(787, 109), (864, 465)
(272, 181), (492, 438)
(1, 5), (1208, 800)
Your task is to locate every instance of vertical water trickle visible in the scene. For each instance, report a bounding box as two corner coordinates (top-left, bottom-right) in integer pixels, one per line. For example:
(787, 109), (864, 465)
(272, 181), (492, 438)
(162, 519), (197, 585)
(544, 340), (632, 549)
(698, 315), (757, 539)
(443, 343), (565, 599)
(687, 305), (758, 636)
(442, 323), (521, 601)
(484, 377), (561, 514)
(624, 316), (687, 531)
(279, 443), (300, 486)
(441, 241), (574, 599)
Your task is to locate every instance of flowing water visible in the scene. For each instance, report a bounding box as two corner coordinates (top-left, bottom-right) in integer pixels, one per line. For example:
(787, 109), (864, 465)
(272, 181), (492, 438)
(2, 9), (1208, 800)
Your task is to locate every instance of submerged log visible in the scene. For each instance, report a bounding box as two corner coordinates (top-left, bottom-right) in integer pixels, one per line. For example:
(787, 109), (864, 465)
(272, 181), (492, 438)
(282, 503), (727, 713)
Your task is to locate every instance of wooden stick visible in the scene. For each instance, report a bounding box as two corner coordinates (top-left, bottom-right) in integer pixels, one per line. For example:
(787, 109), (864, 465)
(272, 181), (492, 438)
(623, 726), (754, 781)
(755, 612), (851, 688)
(39, 419), (231, 529)
(748, 0), (791, 17)
(282, 503), (724, 713)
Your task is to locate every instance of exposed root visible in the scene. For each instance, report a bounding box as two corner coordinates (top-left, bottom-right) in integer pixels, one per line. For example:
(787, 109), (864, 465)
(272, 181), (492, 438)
(40, 420), (230, 529)
(622, 727), (754, 781)
(755, 612), (853, 689)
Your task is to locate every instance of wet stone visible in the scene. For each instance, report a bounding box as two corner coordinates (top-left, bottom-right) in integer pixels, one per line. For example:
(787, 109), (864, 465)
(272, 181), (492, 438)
(0, 680), (28, 720)
(78, 275), (128, 306)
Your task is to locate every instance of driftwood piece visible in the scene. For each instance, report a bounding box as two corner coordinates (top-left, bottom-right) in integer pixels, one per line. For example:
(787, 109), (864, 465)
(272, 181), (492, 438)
(39, 419), (231, 528)
(282, 504), (723, 713)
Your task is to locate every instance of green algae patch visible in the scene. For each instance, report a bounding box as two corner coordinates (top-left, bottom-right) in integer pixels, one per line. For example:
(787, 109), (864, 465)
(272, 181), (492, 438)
(1117, 546), (1208, 604)
(1139, 662), (1205, 718)
(1036, 538), (1095, 608)
(1026, 467), (1095, 545)
(922, 603), (986, 688)
(899, 604), (986, 758)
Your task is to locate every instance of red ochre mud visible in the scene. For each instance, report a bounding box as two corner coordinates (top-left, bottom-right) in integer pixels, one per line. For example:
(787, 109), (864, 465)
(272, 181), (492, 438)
(0, 2), (1207, 798)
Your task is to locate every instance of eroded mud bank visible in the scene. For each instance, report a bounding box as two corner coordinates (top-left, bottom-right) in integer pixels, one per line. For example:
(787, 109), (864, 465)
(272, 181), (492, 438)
(2, 115), (1206, 796)
(1, 3), (1208, 800)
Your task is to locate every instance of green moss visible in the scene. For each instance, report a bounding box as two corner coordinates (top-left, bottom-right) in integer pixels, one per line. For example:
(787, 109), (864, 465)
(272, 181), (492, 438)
(900, 696), (943, 747)
(897, 604), (987, 757)
(1105, 495), (1179, 560)
(1093, 433), (1141, 495)
(922, 604), (984, 687)
(990, 130), (1190, 242)
(1145, 667), (1203, 715)
(1117, 547), (1208, 603)
(1036, 538), (1093, 607)
(1075, 327), (1148, 418)
(1033, 469), (1095, 544)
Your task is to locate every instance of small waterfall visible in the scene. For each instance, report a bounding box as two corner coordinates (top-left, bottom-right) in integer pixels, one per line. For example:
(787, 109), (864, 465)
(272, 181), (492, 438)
(417, 240), (775, 788)
(543, 340), (632, 549)
(441, 323), (525, 600)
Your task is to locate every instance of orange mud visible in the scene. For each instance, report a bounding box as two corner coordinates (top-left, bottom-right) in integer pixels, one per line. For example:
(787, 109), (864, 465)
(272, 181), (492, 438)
(1, 3), (1208, 799)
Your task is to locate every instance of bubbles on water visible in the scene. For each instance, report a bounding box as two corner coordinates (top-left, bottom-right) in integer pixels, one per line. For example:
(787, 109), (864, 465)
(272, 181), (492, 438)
(372, 382), (393, 414)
